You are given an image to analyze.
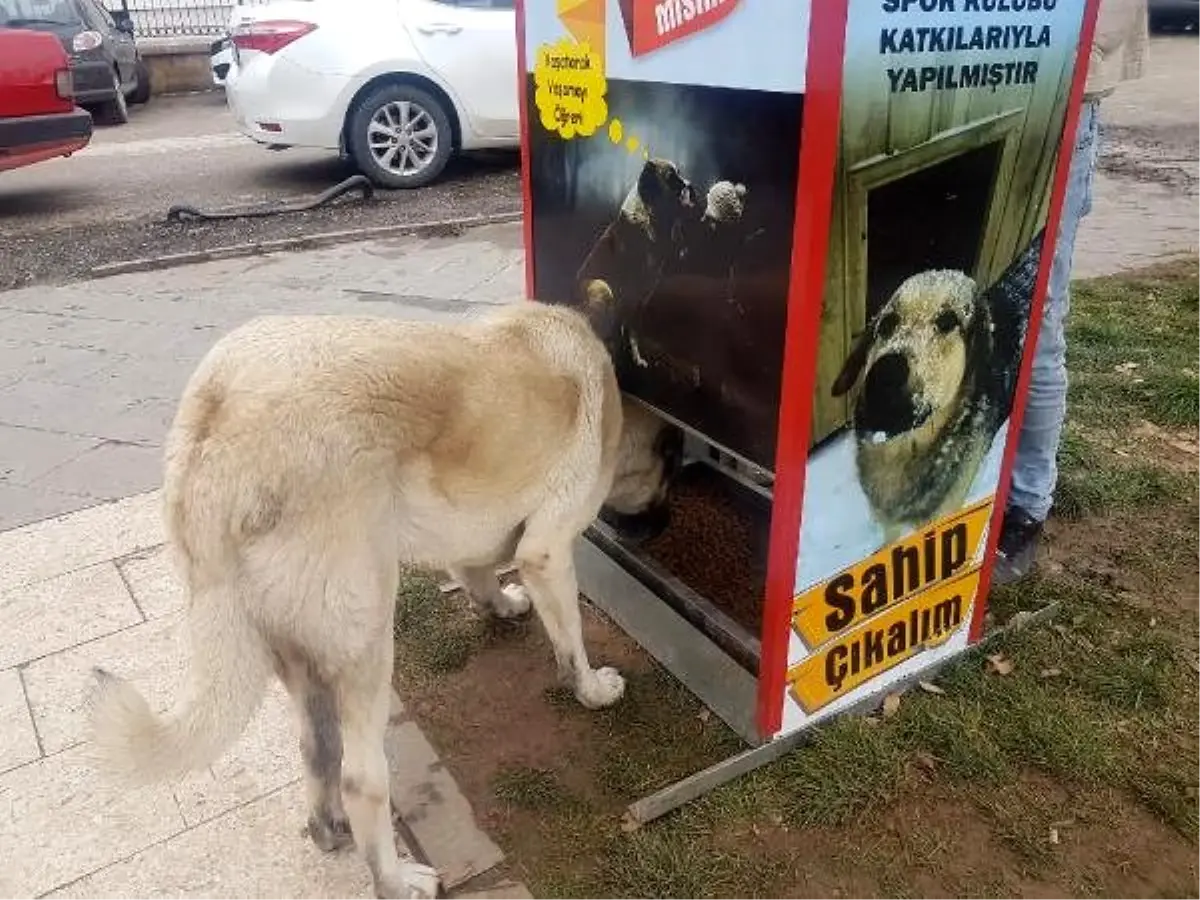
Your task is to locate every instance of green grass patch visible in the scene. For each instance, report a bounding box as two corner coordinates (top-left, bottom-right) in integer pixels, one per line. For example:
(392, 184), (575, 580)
(493, 766), (575, 811)
(392, 263), (1200, 898)
(1067, 261), (1199, 430)
(1055, 460), (1185, 519)
(395, 568), (488, 674)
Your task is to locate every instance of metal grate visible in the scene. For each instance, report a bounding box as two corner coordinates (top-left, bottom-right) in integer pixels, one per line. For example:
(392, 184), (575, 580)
(111, 0), (271, 39)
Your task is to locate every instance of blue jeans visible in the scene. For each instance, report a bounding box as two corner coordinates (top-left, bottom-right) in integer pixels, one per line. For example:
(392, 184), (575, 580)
(1007, 99), (1100, 522)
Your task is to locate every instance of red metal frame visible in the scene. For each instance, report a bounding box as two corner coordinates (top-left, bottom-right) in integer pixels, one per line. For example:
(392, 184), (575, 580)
(515, 0), (536, 300)
(514, 0), (1104, 741)
(754, 0), (851, 740)
(968, 0), (1104, 642)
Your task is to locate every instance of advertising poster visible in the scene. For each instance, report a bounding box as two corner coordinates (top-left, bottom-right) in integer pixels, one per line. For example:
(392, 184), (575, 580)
(523, 0), (811, 469)
(779, 0), (1090, 734)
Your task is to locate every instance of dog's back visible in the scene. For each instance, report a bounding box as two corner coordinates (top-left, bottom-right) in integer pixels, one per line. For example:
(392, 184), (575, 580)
(91, 302), (622, 784)
(165, 304), (618, 569)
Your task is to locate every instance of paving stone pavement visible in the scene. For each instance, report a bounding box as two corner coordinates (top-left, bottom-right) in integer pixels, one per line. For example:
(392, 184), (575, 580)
(0, 491), (519, 899)
(0, 224), (526, 899)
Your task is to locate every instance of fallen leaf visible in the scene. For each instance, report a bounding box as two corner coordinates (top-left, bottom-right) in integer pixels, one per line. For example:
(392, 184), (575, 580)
(882, 693), (902, 718)
(1040, 667), (1063, 679)
(986, 653), (1015, 676)
(918, 681), (946, 695)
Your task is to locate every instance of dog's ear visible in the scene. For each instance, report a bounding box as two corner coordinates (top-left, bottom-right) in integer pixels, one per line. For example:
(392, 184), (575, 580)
(654, 422), (685, 482)
(637, 160), (664, 205)
(832, 323), (875, 397)
(966, 292), (996, 380)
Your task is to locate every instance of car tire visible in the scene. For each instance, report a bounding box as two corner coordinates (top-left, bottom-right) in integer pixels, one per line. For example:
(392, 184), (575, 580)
(130, 60), (152, 105)
(348, 83), (453, 189)
(97, 70), (130, 125)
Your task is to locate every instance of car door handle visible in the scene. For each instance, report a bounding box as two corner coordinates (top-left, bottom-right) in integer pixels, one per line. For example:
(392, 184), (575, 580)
(417, 23), (462, 35)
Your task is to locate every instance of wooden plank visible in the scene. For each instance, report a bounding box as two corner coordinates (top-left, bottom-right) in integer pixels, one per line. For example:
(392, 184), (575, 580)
(385, 723), (505, 890)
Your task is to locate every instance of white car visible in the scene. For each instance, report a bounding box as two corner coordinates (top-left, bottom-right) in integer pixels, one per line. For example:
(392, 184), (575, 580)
(224, 0), (519, 188)
(210, 2), (274, 87)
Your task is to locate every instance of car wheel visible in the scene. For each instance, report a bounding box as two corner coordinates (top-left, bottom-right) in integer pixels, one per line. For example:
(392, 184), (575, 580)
(348, 83), (453, 189)
(130, 60), (152, 105)
(97, 70), (130, 125)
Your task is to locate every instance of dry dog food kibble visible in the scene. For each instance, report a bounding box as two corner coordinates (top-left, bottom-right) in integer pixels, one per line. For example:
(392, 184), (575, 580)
(641, 467), (769, 636)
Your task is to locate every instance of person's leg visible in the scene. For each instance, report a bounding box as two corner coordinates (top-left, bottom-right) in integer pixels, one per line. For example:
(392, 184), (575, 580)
(995, 99), (1100, 583)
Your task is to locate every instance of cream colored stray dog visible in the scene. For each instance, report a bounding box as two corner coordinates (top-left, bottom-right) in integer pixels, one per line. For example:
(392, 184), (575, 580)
(87, 303), (679, 900)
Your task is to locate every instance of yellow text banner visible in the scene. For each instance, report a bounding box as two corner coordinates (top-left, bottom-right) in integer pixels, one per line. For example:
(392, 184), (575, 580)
(792, 498), (993, 649)
(787, 566), (980, 715)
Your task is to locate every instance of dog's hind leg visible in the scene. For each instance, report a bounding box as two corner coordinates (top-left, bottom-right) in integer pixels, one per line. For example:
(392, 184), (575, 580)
(337, 636), (439, 900)
(274, 649), (352, 853)
(515, 538), (625, 710)
(448, 565), (531, 620)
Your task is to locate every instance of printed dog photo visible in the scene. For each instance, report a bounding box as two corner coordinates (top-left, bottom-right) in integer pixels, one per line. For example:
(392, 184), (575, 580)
(795, 226), (1043, 590)
(830, 232), (1040, 543)
(527, 75), (804, 469)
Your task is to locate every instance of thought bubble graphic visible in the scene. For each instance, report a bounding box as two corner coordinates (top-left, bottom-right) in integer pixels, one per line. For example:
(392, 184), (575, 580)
(534, 38), (608, 140)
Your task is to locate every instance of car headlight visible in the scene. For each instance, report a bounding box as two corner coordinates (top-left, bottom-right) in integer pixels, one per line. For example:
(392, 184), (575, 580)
(73, 30), (103, 53)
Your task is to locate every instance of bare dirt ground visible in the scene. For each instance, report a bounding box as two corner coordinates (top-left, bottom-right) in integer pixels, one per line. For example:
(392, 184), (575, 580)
(394, 261), (1199, 898)
(1074, 34), (1199, 280)
(0, 93), (520, 290)
(1097, 34), (1198, 193)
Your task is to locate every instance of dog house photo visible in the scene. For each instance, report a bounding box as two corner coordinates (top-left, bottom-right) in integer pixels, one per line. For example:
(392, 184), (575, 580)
(517, 0), (1101, 810)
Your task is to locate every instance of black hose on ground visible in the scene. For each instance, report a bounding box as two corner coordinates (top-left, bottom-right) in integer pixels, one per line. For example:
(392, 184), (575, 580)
(165, 174), (375, 223)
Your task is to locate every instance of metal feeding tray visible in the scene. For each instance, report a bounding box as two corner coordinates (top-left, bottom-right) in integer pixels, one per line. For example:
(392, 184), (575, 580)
(587, 460), (770, 676)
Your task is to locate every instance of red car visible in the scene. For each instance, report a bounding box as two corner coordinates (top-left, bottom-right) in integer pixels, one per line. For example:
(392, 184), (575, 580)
(0, 26), (92, 173)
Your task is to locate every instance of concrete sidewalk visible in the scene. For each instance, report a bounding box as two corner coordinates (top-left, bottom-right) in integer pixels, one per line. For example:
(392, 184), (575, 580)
(0, 222), (525, 531)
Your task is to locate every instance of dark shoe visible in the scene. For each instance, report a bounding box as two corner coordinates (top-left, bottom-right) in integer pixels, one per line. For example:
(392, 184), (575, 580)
(993, 507), (1044, 585)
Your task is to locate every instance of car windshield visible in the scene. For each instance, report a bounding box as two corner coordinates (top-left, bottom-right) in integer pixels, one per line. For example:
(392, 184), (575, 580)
(0, 0), (81, 27)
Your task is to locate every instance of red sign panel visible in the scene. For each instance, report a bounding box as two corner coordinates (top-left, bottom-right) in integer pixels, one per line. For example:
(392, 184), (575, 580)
(618, 0), (742, 57)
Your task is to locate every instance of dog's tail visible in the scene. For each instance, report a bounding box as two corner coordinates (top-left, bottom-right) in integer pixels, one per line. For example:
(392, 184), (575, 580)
(87, 584), (272, 783)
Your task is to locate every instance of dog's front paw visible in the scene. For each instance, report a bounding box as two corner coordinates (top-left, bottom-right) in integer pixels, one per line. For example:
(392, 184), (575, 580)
(576, 666), (625, 709)
(376, 862), (440, 900)
(493, 583), (532, 619)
